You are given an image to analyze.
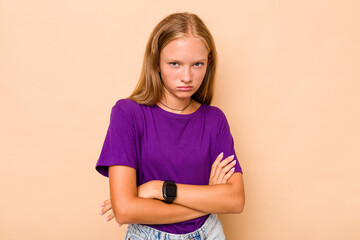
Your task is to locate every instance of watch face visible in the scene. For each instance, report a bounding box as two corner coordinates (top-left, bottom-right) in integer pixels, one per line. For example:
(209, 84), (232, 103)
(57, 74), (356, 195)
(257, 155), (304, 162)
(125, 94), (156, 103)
(167, 184), (176, 197)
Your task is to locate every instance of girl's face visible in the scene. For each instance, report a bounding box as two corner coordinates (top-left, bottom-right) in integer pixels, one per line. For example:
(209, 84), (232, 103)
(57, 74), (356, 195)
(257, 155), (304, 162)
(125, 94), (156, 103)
(159, 36), (209, 102)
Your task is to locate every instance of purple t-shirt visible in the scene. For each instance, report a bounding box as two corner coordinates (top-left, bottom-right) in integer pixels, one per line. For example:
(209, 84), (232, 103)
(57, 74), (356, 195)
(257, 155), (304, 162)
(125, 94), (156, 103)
(95, 98), (243, 234)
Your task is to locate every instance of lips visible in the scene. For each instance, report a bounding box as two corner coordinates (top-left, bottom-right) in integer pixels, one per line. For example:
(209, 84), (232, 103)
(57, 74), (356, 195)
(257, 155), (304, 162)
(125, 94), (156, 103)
(177, 86), (193, 90)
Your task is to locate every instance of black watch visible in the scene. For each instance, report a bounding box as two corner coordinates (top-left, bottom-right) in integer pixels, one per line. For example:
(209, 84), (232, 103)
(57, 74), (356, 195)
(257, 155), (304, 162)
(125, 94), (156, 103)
(162, 180), (177, 203)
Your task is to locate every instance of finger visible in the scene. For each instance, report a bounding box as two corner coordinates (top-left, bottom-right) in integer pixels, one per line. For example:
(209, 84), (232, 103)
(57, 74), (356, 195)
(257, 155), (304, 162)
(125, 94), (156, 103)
(220, 160), (236, 178)
(213, 155), (234, 183)
(210, 152), (223, 179)
(105, 211), (115, 222)
(209, 153), (224, 184)
(100, 198), (111, 207)
(100, 201), (112, 216)
(215, 157), (236, 184)
(216, 159), (236, 183)
(218, 155), (235, 168)
(221, 167), (235, 184)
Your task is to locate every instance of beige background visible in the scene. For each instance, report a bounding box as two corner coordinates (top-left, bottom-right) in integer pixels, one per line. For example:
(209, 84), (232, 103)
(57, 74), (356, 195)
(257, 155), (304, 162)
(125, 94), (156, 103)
(1, 0), (359, 239)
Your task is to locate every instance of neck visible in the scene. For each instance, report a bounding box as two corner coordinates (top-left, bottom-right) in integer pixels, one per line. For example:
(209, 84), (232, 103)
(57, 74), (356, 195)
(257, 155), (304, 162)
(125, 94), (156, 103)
(158, 98), (192, 112)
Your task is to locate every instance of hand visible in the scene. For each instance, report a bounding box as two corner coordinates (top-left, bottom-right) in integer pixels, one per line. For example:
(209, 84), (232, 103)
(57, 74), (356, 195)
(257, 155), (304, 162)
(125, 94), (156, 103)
(99, 180), (163, 226)
(208, 152), (236, 185)
(99, 199), (121, 227)
(138, 180), (163, 200)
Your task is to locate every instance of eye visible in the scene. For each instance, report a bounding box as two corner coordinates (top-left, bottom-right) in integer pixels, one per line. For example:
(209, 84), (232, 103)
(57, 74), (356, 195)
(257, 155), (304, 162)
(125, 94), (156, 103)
(169, 62), (179, 67)
(194, 62), (204, 67)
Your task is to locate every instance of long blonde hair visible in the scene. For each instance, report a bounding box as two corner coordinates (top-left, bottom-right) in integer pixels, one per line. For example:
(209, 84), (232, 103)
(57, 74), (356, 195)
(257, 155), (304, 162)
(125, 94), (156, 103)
(128, 12), (217, 106)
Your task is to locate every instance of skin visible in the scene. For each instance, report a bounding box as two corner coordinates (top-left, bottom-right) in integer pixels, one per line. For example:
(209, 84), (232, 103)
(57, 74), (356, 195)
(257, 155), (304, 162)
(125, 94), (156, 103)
(101, 153), (242, 225)
(157, 35), (209, 113)
(99, 35), (245, 226)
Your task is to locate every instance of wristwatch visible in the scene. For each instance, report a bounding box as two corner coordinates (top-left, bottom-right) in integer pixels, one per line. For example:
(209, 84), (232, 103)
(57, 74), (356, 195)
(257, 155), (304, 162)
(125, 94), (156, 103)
(162, 180), (177, 203)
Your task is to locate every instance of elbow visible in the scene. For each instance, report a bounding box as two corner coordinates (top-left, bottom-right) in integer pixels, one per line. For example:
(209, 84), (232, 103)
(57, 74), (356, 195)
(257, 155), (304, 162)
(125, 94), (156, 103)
(234, 199), (245, 214)
(114, 208), (127, 225)
(113, 207), (132, 225)
(113, 201), (136, 225)
(231, 194), (245, 214)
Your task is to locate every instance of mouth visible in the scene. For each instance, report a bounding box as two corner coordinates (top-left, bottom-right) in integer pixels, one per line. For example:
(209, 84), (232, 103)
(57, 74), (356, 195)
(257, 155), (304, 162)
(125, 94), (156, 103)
(177, 86), (193, 91)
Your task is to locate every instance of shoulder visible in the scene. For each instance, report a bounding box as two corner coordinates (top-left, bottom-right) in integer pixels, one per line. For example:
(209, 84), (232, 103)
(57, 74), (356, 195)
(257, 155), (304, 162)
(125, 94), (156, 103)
(202, 104), (227, 120)
(113, 98), (140, 111)
(111, 99), (146, 132)
(112, 98), (145, 117)
(108, 98), (141, 124)
(202, 104), (231, 132)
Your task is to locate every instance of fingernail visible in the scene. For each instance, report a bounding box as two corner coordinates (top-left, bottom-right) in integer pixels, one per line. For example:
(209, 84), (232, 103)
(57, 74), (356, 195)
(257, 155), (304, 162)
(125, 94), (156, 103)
(230, 155), (235, 160)
(232, 160), (236, 164)
(104, 217), (109, 222)
(231, 167), (235, 171)
(100, 203), (104, 207)
(118, 223), (122, 227)
(219, 152), (223, 157)
(99, 211), (103, 216)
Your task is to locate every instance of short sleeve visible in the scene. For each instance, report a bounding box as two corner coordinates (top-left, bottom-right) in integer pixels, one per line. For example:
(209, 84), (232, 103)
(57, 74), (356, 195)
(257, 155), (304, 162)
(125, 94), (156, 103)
(213, 109), (243, 174)
(95, 104), (138, 177)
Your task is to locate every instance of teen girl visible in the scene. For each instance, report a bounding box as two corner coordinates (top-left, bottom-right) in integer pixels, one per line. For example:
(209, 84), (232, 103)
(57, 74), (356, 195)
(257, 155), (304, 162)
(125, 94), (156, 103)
(96, 12), (245, 240)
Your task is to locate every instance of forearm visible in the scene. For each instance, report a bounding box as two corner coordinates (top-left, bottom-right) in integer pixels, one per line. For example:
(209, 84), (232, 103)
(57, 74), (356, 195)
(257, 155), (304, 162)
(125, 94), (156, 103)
(174, 183), (244, 213)
(113, 196), (208, 225)
(150, 174), (244, 214)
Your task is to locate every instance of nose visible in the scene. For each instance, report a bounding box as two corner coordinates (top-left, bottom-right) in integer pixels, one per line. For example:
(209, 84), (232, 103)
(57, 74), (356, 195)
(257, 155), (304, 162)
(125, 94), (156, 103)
(181, 67), (192, 83)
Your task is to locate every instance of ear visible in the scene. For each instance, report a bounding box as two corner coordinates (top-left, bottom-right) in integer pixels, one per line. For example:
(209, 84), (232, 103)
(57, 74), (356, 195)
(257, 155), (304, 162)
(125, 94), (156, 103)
(207, 55), (212, 66)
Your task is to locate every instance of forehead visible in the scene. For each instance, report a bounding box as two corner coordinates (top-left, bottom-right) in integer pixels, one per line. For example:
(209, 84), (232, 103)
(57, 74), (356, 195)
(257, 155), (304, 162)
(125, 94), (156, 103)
(160, 36), (208, 60)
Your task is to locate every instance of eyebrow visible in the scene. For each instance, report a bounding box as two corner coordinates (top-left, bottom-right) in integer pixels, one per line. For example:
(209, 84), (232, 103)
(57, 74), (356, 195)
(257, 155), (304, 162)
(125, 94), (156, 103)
(165, 58), (207, 63)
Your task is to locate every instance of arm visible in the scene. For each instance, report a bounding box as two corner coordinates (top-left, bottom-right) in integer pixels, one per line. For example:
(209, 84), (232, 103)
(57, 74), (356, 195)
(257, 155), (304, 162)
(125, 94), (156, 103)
(177, 172), (245, 213)
(101, 153), (238, 224)
(139, 153), (245, 214)
(143, 172), (245, 214)
(138, 154), (244, 214)
(109, 165), (208, 225)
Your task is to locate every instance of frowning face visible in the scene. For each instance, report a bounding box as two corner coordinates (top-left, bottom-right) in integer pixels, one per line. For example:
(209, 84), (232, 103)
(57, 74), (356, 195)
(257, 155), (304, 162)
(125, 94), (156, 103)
(159, 35), (209, 102)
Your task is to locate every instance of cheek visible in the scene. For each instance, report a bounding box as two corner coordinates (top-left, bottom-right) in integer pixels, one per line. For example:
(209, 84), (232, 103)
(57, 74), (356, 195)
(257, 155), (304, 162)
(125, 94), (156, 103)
(162, 69), (179, 82)
(194, 69), (207, 80)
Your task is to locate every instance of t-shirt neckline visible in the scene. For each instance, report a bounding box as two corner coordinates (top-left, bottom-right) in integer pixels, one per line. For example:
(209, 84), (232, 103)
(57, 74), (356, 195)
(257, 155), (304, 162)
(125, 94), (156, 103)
(153, 103), (204, 119)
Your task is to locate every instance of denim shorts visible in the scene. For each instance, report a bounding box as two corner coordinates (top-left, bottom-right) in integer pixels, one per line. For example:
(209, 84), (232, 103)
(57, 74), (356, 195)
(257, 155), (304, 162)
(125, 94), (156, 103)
(124, 214), (226, 240)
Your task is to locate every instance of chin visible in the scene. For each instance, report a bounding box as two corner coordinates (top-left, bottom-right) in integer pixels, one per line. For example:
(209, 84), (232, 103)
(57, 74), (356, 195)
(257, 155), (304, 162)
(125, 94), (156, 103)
(176, 93), (193, 99)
